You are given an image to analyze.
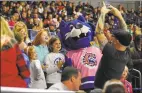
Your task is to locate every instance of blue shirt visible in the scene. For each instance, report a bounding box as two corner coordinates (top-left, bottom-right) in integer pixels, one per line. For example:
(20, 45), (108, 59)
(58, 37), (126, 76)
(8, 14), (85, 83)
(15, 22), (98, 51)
(34, 45), (49, 64)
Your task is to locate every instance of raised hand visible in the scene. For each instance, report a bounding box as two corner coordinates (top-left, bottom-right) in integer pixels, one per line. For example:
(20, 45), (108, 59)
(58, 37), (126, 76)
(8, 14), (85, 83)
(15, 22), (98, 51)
(108, 5), (122, 18)
(101, 1), (111, 14)
(41, 64), (48, 69)
(108, 5), (127, 30)
(57, 61), (64, 69)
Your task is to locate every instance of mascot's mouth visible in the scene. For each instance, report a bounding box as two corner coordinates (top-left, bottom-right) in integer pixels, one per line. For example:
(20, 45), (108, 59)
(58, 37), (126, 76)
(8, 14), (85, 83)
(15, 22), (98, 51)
(72, 33), (88, 41)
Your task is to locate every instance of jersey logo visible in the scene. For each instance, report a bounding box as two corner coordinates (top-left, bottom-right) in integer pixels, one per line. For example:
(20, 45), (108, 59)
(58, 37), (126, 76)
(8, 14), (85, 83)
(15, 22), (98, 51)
(82, 53), (97, 67)
(54, 57), (63, 65)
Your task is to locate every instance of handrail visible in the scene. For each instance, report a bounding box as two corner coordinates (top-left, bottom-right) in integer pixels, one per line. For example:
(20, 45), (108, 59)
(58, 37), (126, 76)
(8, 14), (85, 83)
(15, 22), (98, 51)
(132, 69), (142, 89)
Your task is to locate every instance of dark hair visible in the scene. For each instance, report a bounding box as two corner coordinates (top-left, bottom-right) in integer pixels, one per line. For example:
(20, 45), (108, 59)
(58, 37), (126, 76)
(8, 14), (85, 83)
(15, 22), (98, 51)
(48, 37), (60, 52)
(105, 84), (125, 93)
(61, 67), (80, 82)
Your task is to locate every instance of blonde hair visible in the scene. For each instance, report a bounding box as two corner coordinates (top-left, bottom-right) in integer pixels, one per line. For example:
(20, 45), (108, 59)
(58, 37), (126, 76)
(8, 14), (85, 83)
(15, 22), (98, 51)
(13, 21), (30, 43)
(1, 16), (17, 49)
(32, 29), (50, 46)
(102, 79), (125, 93)
(28, 46), (36, 61)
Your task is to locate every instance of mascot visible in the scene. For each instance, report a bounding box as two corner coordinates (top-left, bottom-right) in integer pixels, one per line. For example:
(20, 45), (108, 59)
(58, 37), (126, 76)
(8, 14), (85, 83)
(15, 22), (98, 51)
(58, 16), (102, 92)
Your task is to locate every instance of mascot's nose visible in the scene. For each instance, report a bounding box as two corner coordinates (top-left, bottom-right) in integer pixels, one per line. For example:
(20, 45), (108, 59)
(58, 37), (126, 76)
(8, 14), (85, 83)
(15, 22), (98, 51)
(75, 24), (83, 29)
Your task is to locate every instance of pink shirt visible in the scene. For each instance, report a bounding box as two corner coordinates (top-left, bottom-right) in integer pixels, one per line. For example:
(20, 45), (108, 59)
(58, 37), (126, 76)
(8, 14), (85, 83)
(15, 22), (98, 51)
(67, 46), (102, 89)
(121, 79), (133, 93)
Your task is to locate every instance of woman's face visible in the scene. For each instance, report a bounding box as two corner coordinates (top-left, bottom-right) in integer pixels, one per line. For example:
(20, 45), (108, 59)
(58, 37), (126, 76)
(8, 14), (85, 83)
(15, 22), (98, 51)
(48, 14), (52, 19)
(19, 28), (27, 38)
(28, 10), (31, 14)
(16, 23), (27, 38)
(52, 39), (61, 52)
(40, 31), (49, 43)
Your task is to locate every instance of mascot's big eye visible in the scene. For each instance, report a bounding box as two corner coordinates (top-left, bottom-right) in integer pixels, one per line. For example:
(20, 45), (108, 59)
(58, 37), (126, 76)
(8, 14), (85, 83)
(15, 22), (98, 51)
(70, 25), (74, 30)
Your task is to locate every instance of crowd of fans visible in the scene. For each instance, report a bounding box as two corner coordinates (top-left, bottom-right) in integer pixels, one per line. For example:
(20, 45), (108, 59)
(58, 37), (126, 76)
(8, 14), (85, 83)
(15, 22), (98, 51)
(0, 1), (142, 93)
(1, 1), (141, 34)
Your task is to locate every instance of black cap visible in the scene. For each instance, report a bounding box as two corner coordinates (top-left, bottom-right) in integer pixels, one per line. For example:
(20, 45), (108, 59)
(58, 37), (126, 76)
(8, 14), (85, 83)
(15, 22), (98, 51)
(112, 29), (132, 46)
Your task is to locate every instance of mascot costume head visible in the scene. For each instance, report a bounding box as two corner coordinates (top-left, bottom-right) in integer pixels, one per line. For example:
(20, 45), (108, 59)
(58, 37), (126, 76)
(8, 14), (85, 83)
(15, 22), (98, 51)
(58, 16), (95, 50)
(58, 16), (102, 90)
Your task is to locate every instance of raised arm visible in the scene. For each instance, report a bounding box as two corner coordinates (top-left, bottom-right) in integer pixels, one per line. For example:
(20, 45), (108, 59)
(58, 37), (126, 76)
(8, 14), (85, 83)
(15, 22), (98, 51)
(95, 2), (110, 50)
(108, 5), (127, 31)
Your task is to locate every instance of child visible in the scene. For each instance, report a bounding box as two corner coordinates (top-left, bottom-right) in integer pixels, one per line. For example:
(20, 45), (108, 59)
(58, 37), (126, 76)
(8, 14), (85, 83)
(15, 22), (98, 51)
(43, 37), (65, 89)
(28, 46), (47, 89)
(121, 66), (133, 93)
(32, 29), (50, 65)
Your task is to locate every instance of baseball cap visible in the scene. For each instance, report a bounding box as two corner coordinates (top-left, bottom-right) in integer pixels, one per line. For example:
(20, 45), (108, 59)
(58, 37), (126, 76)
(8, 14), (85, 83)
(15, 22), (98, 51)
(112, 29), (132, 46)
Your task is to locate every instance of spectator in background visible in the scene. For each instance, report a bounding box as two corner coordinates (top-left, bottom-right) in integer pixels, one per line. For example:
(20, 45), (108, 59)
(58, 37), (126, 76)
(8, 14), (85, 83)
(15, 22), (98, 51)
(66, 2), (73, 16)
(8, 15), (16, 27)
(57, 1), (64, 11)
(93, 8), (99, 22)
(46, 4), (51, 13)
(76, 1), (83, 12)
(48, 67), (81, 91)
(1, 16), (30, 88)
(120, 66), (133, 93)
(33, 18), (43, 32)
(46, 13), (54, 26)
(1, 5), (10, 17)
(76, 8), (82, 16)
(102, 79), (126, 93)
(118, 4), (125, 15)
(43, 12), (48, 22)
(21, 7), (27, 13)
(16, 2), (22, 12)
(8, 12), (19, 27)
(33, 8), (39, 17)
(21, 12), (28, 23)
(56, 16), (62, 28)
(50, 2), (56, 13)
(38, 2), (44, 16)
(59, 7), (67, 16)
(27, 9), (32, 19)
(130, 27), (142, 72)
(52, 14), (59, 28)
(43, 13), (49, 28)
(26, 18), (34, 29)
(49, 24), (57, 36)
